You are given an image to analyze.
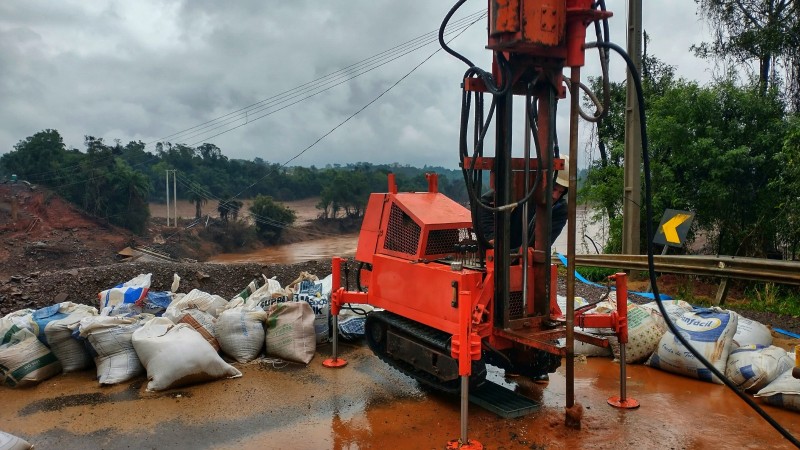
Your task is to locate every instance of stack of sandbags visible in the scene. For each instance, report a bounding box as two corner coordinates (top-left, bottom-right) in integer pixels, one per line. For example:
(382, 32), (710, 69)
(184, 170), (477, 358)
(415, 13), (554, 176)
(646, 307), (738, 383)
(79, 315), (148, 385)
(29, 302), (98, 372)
(132, 317), (241, 391)
(1, 310), (62, 387)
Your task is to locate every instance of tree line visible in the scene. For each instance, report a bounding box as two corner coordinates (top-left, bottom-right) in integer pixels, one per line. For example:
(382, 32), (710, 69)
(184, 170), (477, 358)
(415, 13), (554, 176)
(0, 131), (467, 236)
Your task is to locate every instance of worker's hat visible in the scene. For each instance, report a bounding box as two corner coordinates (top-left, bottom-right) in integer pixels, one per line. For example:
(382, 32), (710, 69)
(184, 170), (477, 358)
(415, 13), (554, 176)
(555, 155), (570, 188)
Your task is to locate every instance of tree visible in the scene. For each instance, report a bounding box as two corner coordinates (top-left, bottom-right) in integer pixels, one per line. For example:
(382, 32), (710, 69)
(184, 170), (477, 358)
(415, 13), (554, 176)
(581, 54), (790, 256)
(249, 195), (296, 243)
(694, 0), (800, 108)
(773, 115), (800, 258)
(188, 190), (208, 219)
(218, 199), (243, 223)
(1, 129), (69, 183)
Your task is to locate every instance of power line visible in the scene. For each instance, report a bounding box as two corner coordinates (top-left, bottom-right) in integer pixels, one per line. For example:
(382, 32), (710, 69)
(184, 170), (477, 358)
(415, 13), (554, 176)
(11, 10), (485, 180)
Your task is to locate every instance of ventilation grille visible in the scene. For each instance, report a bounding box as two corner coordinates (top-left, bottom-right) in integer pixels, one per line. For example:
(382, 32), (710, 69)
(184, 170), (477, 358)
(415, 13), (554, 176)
(384, 203), (421, 255)
(425, 228), (466, 256)
(509, 291), (524, 319)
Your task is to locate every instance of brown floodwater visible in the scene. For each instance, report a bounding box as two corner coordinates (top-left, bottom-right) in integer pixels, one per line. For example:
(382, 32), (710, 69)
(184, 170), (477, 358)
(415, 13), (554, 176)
(2, 343), (799, 450)
(209, 233), (360, 265)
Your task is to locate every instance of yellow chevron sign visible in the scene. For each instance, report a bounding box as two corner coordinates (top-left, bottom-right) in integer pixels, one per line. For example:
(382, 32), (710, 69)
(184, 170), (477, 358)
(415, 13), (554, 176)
(654, 209), (695, 247)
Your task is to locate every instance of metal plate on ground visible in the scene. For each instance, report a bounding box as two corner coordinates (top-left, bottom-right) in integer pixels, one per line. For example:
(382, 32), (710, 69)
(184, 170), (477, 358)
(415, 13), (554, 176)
(469, 381), (540, 418)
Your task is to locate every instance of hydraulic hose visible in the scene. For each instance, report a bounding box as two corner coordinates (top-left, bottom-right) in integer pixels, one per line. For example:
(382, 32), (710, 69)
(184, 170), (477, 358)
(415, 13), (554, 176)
(587, 40), (800, 448)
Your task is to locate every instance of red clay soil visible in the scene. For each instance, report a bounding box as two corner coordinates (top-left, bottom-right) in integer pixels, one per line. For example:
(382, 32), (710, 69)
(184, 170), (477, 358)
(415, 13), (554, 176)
(0, 184), (132, 278)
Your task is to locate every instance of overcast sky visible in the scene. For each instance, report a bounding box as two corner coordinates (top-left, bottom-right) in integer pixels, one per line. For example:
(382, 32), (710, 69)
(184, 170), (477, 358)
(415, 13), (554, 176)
(0, 1), (718, 170)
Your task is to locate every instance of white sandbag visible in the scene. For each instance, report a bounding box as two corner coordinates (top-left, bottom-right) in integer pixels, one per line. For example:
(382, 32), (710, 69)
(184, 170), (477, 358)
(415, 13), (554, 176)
(178, 309), (220, 352)
(164, 289), (228, 322)
(246, 277), (292, 310)
(646, 307), (737, 384)
(294, 277), (331, 344)
(555, 295), (588, 316)
(2, 309), (34, 334)
(132, 317), (241, 391)
(231, 277), (262, 303)
(732, 313), (772, 347)
(0, 430), (33, 450)
(98, 273), (152, 308)
(0, 326), (62, 387)
(756, 368), (800, 411)
(265, 301), (316, 364)
(337, 304), (375, 340)
(29, 302), (97, 372)
(215, 307), (267, 363)
(594, 299), (662, 363)
(640, 300), (694, 334)
(79, 316), (144, 385)
(726, 344), (793, 392)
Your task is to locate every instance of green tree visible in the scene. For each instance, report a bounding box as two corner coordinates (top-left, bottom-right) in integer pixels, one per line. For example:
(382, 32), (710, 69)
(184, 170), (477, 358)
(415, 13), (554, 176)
(694, 0), (799, 106)
(773, 115), (800, 258)
(582, 55), (789, 256)
(249, 195), (296, 243)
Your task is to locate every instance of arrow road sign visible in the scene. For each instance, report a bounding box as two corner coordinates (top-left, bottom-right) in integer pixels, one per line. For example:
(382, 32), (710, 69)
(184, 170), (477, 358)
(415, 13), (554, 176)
(654, 209), (695, 247)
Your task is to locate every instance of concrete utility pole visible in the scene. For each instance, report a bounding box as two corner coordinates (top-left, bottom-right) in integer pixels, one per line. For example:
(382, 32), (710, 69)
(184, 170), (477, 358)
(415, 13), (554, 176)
(173, 170), (177, 227)
(165, 170), (178, 227)
(622, 0), (642, 255)
(166, 170), (170, 227)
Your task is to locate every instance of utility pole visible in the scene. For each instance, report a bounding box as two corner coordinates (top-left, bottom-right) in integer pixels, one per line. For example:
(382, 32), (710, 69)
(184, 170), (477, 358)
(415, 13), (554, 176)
(173, 169), (177, 227)
(165, 169), (178, 227)
(622, 0), (642, 255)
(165, 170), (170, 227)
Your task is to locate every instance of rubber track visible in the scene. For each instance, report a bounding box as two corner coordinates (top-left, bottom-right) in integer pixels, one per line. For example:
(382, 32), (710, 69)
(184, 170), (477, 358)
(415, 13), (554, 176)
(366, 311), (486, 394)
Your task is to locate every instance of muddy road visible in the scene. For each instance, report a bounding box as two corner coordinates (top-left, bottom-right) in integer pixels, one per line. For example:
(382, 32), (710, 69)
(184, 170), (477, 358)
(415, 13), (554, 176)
(3, 343), (800, 449)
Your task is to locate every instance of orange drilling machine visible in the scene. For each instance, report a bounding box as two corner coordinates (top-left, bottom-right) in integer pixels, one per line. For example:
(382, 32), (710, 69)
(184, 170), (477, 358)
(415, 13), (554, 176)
(326, 1), (636, 447)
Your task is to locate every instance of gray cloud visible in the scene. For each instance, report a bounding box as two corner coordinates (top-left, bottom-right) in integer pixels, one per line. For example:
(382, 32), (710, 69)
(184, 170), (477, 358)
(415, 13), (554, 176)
(1, 0), (713, 169)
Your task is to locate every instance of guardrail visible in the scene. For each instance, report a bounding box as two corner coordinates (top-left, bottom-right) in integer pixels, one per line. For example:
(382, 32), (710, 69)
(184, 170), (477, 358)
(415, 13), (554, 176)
(569, 254), (800, 305)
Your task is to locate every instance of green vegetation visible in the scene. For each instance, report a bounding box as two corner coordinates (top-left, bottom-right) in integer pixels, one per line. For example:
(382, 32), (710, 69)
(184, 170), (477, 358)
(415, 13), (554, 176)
(742, 283), (800, 317)
(249, 195), (297, 244)
(575, 266), (623, 283)
(0, 130), (467, 236)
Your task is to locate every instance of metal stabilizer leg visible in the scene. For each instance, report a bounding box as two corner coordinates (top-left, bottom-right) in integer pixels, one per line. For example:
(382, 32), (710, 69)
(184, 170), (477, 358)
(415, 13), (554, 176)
(446, 376), (483, 450)
(323, 314), (347, 368)
(608, 343), (639, 408)
(323, 258), (348, 368)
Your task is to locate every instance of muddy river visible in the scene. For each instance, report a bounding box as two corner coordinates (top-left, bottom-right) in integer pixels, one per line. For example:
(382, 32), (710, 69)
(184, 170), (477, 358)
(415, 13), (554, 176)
(209, 206), (605, 265)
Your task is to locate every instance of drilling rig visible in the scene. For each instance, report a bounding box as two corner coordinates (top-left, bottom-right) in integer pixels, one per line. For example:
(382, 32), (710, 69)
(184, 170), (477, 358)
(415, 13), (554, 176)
(326, 1), (636, 447)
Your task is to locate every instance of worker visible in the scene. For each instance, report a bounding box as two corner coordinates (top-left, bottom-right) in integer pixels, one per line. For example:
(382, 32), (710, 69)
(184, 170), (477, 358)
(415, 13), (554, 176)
(479, 156), (570, 384)
(479, 155), (570, 249)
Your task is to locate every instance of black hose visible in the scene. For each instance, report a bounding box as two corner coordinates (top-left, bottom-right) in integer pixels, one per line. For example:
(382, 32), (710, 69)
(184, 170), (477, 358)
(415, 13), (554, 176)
(587, 40), (800, 448)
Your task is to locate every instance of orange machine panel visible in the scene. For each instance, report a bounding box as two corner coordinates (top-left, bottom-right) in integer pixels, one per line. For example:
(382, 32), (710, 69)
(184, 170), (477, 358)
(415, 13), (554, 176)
(367, 254), (484, 335)
(355, 193), (388, 264)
